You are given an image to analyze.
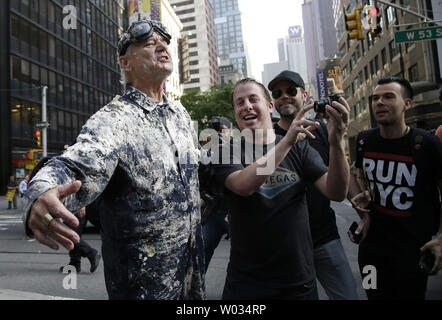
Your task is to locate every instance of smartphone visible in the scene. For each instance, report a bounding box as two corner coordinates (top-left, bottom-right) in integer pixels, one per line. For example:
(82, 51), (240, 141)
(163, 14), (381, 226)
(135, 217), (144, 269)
(419, 250), (435, 274)
(349, 221), (362, 244)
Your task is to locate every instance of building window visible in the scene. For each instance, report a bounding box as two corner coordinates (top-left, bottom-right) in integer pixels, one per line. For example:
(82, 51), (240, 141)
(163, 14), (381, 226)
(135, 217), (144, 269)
(173, 0), (195, 7)
(386, 7), (395, 25)
(175, 8), (195, 15)
(344, 86), (352, 101)
(409, 64), (418, 82)
(343, 64), (349, 80)
(183, 25), (196, 31)
(381, 48), (387, 66)
(355, 45), (361, 61)
(374, 55), (379, 72)
(353, 78), (359, 92)
(389, 40), (400, 62)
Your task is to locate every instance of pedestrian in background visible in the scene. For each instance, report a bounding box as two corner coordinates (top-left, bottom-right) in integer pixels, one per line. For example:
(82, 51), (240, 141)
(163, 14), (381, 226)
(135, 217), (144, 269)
(18, 175), (29, 209)
(58, 205), (101, 274)
(6, 176), (18, 210)
(200, 116), (232, 272)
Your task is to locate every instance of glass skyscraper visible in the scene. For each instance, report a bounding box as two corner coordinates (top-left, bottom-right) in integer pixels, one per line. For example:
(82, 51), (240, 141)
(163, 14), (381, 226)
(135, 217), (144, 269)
(0, 0), (127, 193)
(210, 0), (247, 77)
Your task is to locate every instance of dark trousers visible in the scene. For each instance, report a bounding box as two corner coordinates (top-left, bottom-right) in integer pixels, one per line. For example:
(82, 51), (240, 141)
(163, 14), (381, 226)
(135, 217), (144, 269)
(68, 215), (95, 261)
(222, 277), (318, 300)
(358, 239), (428, 300)
(202, 208), (229, 272)
(8, 195), (17, 209)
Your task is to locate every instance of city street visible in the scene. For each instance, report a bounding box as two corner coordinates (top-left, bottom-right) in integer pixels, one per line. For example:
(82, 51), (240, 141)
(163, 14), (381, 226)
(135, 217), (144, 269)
(0, 198), (441, 300)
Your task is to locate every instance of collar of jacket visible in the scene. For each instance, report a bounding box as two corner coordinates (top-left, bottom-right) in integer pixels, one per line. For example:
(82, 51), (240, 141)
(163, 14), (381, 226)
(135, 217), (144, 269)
(123, 84), (178, 113)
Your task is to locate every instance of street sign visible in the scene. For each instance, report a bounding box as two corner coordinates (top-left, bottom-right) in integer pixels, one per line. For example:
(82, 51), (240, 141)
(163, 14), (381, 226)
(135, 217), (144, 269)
(395, 26), (442, 43)
(35, 122), (50, 129)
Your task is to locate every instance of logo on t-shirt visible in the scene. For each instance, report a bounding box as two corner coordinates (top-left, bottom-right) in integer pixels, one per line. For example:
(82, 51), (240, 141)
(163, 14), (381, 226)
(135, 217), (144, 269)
(258, 167), (300, 199)
(363, 152), (417, 217)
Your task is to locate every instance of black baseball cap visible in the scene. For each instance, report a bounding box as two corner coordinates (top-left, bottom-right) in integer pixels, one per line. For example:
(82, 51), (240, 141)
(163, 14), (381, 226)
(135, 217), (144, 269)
(268, 70), (305, 91)
(208, 116), (232, 131)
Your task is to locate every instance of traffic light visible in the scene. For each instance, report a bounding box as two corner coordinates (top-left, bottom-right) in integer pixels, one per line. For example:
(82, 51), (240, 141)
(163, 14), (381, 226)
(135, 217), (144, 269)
(345, 8), (364, 40)
(369, 6), (382, 37)
(34, 130), (41, 147)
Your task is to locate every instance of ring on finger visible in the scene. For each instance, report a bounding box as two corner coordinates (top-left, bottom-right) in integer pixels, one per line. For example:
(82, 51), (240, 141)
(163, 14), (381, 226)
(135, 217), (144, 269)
(42, 213), (55, 228)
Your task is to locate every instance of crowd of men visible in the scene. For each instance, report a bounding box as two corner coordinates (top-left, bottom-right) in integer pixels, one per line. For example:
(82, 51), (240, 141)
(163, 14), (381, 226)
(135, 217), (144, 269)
(21, 19), (441, 300)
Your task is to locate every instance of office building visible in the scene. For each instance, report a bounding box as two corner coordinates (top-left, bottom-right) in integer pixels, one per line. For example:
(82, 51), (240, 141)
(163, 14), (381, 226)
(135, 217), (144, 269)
(170, 0), (219, 91)
(278, 26), (308, 83)
(210, 0), (247, 78)
(302, 0), (338, 94)
(0, 0), (127, 193)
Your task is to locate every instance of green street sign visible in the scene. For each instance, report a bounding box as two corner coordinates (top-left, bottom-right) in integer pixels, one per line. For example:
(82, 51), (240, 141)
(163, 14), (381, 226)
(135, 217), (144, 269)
(395, 26), (442, 43)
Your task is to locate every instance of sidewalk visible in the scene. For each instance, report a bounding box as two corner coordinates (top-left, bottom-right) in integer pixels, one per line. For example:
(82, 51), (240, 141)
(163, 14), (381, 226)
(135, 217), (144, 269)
(0, 289), (79, 300)
(0, 196), (25, 216)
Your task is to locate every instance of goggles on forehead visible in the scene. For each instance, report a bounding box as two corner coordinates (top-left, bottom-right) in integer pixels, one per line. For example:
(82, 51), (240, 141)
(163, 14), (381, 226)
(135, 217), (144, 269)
(271, 86), (299, 100)
(118, 20), (171, 56)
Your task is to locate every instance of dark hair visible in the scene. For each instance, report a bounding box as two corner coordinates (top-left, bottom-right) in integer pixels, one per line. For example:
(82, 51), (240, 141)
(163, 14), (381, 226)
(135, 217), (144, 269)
(377, 76), (413, 99)
(208, 116), (232, 132)
(231, 78), (272, 107)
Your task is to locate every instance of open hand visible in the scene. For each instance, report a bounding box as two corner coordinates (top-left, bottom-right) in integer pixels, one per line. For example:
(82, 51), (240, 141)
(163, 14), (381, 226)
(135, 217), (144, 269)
(420, 238), (442, 275)
(28, 181), (82, 251)
(285, 101), (320, 145)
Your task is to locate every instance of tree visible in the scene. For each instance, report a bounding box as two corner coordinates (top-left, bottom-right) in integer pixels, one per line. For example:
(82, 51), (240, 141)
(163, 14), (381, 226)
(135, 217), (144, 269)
(180, 83), (236, 134)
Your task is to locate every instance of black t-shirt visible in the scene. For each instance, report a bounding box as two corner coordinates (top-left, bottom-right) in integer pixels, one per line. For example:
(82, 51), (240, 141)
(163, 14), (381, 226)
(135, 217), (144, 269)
(274, 122), (339, 247)
(7, 180), (18, 189)
(213, 136), (327, 288)
(355, 128), (442, 247)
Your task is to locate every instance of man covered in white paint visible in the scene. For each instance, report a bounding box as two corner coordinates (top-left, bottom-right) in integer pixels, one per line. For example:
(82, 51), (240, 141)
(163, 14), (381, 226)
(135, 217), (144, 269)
(349, 76), (442, 299)
(23, 20), (205, 300)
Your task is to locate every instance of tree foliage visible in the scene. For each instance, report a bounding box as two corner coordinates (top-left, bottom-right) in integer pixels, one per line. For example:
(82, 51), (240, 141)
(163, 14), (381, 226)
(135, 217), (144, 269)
(180, 83), (236, 133)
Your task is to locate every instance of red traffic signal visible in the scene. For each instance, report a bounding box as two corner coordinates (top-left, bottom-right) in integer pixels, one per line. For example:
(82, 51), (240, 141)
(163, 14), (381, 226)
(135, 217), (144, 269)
(34, 130), (41, 147)
(370, 6), (382, 37)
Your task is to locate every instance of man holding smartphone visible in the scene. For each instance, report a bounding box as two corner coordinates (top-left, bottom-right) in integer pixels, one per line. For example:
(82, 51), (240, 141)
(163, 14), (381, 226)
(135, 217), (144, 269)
(269, 70), (359, 300)
(349, 77), (442, 299)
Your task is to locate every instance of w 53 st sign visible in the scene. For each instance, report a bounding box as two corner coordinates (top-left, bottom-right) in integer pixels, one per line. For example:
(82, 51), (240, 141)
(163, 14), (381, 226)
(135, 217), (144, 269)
(395, 26), (442, 43)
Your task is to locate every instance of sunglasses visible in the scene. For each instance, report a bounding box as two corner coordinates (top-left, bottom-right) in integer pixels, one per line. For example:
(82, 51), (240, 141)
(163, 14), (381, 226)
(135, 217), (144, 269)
(118, 20), (171, 56)
(271, 86), (298, 100)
